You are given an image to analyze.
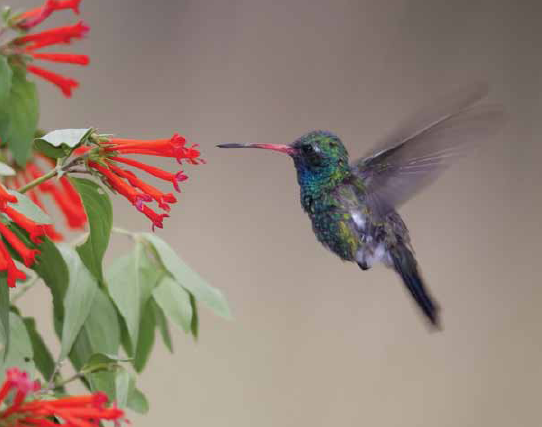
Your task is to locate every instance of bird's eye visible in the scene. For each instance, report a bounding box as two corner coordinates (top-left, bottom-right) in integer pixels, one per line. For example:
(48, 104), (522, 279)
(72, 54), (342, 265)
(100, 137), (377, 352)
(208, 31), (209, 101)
(301, 144), (314, 154)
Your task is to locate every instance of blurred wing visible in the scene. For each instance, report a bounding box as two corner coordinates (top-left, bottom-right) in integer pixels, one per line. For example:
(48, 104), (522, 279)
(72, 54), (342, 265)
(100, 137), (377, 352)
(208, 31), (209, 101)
(352, 83), (505, 217)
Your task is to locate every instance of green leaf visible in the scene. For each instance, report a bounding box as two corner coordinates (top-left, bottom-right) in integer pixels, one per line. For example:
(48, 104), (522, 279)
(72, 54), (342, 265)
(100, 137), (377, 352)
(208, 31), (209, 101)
(151, 298), (173, 352)
(82, 353), (129, 377)
(115, 367), (131, 409)
(0, 162), (15, 176)
(0, 56), (13, 106)
(0, 65), (39, 166)
(71, 178), (112, 283)
(87, 370), (115, 400)
(118, 314), (133, 359)
(0, 312), (34, 382)
(36, 128), (92, 149)
(106, 255), (140, 352)
(83, 352), (130, 370)
(7, 190), (51, 224)
(34, 139), (71, 159)
(69, 289), (120, 370)
(133, 300), (155, 372)
(34, 128), (93, 159)
(0, 278), (9, 357)
(127, 387), (149, 414)
(32, 238), (69, 321)
(87, 366), (133, 409)
(107, 242), (162, 353)
(57, 245), (98, 361)
(23, 317), (55, 380)
(142, 233), (231, 319)
(152, 276), (192, 333)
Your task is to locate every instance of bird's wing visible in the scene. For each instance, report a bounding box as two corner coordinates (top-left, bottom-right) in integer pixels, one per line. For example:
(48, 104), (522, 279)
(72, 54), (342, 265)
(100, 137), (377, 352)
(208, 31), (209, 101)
(351, 82), (505, 218)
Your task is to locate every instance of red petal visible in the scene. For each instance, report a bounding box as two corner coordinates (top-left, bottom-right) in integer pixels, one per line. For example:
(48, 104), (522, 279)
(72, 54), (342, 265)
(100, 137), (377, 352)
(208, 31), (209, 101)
(30, 52), (90, 65)
(26, 65), (79, 97)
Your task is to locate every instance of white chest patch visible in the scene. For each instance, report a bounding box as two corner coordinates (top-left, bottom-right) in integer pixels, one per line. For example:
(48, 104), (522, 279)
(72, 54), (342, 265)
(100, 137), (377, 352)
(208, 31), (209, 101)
(351, 211), (366, 230)
(356, 243), (392, 268)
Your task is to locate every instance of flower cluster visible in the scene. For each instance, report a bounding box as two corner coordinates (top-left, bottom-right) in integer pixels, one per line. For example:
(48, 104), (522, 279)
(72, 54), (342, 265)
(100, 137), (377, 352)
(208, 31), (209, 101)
(0, 184), (46, 287)
(6, 161), (87, 241)
(82, 133), (201, 229)
(11, 0), (89, 97)
(0, 368), (125, 427)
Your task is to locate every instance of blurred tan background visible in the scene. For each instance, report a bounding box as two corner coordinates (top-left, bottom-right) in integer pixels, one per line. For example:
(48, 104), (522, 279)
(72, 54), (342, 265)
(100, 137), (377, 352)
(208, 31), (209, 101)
(16, 0), (542, 426)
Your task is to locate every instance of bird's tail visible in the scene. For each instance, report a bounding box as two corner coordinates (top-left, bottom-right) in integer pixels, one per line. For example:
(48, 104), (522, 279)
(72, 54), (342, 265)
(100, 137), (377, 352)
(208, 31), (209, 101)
(389, 245), (441, 329)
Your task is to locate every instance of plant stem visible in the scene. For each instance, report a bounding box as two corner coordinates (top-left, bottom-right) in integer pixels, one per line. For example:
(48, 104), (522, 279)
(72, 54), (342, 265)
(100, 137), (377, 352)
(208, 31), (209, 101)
(51, 372), (83, 390)
(46, 362), (119, 392)
(17, 167), (58, 193)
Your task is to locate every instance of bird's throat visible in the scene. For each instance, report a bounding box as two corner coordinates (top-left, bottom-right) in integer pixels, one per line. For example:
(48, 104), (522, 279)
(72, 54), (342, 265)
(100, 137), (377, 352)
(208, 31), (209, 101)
(297, 165), (351, 210)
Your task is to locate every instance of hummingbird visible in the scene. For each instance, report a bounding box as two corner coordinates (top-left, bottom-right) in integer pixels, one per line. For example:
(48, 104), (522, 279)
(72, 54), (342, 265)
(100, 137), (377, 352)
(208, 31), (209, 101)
(218, 83), (504, 328)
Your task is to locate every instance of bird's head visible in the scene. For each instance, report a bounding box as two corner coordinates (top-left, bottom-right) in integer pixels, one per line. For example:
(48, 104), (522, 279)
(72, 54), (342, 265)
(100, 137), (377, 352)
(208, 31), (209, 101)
(218, 130), (350, 185)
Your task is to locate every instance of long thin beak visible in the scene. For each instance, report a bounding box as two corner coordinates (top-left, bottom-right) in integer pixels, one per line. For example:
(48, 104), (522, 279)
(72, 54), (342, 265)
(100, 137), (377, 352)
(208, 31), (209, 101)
(217, 143), (295, 155)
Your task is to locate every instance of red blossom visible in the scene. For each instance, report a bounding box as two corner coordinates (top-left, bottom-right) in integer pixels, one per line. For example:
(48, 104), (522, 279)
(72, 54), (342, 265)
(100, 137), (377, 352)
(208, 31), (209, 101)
(0, 185), (18, 208)
(16, 21), (90, 48)
(110, 156), (188, 192)
(28, 52), (90, 65)
(27, 190), (61, 241)
(107, 162), (177, 211)
(43, 224), (64, 241)
(0, 368), (125, 427)
(24, 163), (87, 231)
(140, 205), (169, 230)
(80, 133), (200, 229)
(60, 177), (83, 205)
(0, 240), (27, 288)
(89, 161), (152, 209)
(104, 133), (202, 165)
(12, 5), (90, 97)
(26, 65), (79, 98)
(3, 206), (46, 245)
(0, 222), (40, 267)
(17, 0), (82, 30)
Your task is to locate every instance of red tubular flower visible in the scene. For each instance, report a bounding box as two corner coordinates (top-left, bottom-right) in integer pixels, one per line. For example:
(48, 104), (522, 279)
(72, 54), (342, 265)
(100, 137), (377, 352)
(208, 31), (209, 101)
(0, 183), (49, 287)
(104, 133), (202, 165)
(110, 156), (188, 192)
(0, 240), (26, 288)
(3, 207), (46, 245)
(13, 171), (64, 242)
(26, 65), (79, 97)
(89, 161), (152, 210)
(0, 368), (125, 427)
(28, 52), (89, 65)
(0, 185), (18, 208)
(140, 205), (169, 230)
(43, 224), (64, 241)
(23, 163), (87, 231)
(16, 21), (89, 47)
(60, 176), (82, 204)
(12, 3), (90, 98)
(107, 162), (177, 211)
(0, 223), (40, 268)
(82, 133), (201, 229)
(17, 0), (81, 30)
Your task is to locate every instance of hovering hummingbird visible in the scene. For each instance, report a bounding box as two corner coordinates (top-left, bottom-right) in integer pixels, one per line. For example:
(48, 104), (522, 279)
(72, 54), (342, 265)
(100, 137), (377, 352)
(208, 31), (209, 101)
(218, 83), (504, 328)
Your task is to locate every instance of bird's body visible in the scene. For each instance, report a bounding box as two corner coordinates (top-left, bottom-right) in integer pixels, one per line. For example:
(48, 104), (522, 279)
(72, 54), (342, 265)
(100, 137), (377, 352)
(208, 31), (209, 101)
(218, 83), (504, 328)
(296, 150), (391, 267)
(291, 130), (439, 324)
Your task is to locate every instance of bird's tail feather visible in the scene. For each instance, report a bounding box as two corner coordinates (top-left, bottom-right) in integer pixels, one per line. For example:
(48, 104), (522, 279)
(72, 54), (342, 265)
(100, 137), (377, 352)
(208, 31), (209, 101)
(389, 245), (441, 329)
